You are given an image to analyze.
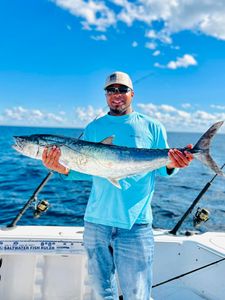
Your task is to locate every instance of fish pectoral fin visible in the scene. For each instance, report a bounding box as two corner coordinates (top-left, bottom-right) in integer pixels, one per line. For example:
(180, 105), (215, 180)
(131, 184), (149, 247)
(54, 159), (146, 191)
(107, 178), (121, 189)
(100, 136), (115, 145)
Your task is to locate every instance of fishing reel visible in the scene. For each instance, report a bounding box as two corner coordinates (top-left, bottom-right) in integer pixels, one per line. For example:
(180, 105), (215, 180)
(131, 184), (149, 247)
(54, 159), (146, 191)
(33, 199), (50, 218)
(193, 207), (210, 228)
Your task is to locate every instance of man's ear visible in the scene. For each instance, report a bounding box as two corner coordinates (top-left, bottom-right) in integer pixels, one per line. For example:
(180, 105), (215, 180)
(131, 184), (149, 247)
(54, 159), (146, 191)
(131, 90), (134, 97)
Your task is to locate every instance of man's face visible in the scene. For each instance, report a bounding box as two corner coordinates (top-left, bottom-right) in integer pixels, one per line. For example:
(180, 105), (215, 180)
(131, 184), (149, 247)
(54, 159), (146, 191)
(105, 84), (134, 115)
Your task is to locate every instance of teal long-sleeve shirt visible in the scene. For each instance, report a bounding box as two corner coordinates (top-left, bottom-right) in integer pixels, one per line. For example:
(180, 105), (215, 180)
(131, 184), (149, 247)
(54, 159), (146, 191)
(62, 111), (177, 229)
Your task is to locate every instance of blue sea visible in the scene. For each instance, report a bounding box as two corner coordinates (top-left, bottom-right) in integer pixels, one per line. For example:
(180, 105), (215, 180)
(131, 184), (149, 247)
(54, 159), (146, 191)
(0, 125), (225, 233)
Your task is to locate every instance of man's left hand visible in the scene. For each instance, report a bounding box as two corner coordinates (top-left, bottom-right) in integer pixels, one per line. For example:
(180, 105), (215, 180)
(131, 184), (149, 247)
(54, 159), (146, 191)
(167, 144), (194, 169)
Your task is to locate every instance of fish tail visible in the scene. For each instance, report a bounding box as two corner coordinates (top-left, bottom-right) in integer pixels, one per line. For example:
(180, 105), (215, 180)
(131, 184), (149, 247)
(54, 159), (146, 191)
(192, 121), (224, 176)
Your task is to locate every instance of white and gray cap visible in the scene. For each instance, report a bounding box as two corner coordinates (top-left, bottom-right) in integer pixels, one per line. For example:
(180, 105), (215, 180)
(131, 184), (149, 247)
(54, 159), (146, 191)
(104, 71), (133, 90)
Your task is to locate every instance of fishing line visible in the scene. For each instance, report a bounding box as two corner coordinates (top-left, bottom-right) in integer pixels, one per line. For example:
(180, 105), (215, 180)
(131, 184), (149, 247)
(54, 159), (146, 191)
(133, 72), (154, 85)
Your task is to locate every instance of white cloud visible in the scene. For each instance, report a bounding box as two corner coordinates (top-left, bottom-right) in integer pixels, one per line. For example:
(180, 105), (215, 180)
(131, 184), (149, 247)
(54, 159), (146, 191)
(81, 22), (92, 31)
(75, 105), (105, 125)
(154, 62), (164, 68)
(4, 106), (28, 120)
(1, 104), (224, 132)
(160, 104), (177, 113)
(0, 105), (106, 128)
(52, 0), (116, 31)
(91, 34), (107, 41)
(137, 102), (225, 132)
(145, 42), (157, 50)
(145, 29), (172, 45)
(155, 54), (197, 69)
(194, 110), (217, 122)
(59, 110), (66, 115)
(181, 103), (192, 109)
(198, 11), (225, 40)
(116, 0), (147, 26)
(145, 29), (157, 39)
(171, 45), (180, 50)
(152, 50), (160, 56)
(46, 113), (64, 123)
(66, 24), (72, 31)
(2, 106), (65, 125)
(132, 41), (138, 47)
(52, 0), (225, 51)
(139, 1), (225, 42)
(210, 104), (225, 110)
(31, 109), (44, 119)
(167, 54), (197, 69)
(0, 103), (225, 133)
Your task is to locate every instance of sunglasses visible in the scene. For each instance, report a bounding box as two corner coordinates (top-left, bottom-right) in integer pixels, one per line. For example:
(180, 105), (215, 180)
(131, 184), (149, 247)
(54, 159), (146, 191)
(105, 86), (131, 95)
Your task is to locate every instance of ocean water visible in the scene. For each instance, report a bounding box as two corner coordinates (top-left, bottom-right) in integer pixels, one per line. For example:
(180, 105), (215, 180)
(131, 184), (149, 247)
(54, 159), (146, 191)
(0, 125), (225, 233)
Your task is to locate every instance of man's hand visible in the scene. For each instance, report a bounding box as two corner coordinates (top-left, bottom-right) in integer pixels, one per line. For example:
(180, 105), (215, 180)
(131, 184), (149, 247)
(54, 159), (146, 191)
(42, 146), (69, 175)
(167, 144), (194, 169)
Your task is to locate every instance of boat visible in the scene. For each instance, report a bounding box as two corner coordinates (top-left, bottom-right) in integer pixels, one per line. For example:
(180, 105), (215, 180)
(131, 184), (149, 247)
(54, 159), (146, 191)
(1, 170), (225, 299)
(0, 225), (225, 300)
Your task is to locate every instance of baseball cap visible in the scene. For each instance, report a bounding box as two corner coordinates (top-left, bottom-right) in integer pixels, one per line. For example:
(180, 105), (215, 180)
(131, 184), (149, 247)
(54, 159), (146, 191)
(104, 71), (133, 90)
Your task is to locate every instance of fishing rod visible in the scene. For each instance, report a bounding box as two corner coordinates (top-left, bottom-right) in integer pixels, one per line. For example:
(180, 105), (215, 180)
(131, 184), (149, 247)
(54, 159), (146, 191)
(7, 171), (54, 228)
(169, 163), (225, 235)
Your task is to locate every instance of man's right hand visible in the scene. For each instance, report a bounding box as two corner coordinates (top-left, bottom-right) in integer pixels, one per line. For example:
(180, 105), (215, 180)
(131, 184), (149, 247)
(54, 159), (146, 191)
(42, 146), (69, 175)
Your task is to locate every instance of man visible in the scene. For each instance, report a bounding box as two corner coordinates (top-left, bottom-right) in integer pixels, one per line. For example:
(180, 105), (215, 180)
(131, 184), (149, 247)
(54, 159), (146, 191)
(42, 71), (193, 300)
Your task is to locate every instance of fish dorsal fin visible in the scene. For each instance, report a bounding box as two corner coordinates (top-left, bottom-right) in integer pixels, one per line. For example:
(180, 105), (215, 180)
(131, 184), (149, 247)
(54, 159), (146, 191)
(100, 136), (114, 145)
(107, 178), (122, 189)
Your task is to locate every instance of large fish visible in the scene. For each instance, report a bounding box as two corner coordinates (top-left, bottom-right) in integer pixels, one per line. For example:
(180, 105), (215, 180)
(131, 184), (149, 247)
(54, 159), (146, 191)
(13, 121), (224, 188)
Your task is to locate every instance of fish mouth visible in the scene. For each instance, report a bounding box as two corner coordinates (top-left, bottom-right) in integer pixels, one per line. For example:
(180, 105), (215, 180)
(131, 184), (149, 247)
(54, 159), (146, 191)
(12, 136), (40, 158)
(13, 136), (24, 152)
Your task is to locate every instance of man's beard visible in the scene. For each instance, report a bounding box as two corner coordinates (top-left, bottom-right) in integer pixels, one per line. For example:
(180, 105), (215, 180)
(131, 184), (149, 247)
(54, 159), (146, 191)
(109, 104), (130, 115)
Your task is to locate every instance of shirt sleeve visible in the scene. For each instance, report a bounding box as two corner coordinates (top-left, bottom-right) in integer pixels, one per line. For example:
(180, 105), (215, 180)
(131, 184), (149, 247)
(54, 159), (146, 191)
(154, 123), (178, 177)
(59, 125), (93, 181)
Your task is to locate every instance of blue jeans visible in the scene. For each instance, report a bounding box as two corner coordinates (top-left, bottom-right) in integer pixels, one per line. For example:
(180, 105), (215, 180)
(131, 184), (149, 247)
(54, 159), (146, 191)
(83, 221), (154, 300)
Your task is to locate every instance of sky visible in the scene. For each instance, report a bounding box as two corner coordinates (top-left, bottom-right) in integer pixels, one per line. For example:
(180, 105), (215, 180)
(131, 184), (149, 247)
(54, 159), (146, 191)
(1, 0), (225, 132)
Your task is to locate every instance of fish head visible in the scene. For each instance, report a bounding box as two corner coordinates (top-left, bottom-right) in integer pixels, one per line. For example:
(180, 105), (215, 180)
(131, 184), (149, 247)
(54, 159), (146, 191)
(13, 135), (44, 159)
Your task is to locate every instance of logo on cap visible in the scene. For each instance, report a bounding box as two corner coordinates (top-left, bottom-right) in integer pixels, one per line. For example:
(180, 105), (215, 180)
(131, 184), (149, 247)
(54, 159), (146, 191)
(110, 74), (116, 81)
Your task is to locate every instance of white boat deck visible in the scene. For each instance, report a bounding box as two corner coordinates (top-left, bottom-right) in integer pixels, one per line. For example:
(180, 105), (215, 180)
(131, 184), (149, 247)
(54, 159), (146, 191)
(0, 226), (224, 300)
(153, 229), (225, 300)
